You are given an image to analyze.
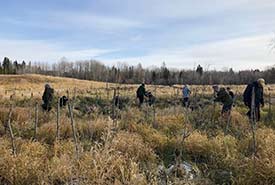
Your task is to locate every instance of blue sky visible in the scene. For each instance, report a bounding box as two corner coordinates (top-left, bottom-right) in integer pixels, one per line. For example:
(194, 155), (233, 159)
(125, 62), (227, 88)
(0, 0), (275, 70)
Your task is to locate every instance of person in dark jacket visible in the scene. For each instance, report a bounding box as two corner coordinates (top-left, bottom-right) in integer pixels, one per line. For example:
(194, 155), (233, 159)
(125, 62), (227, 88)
(59, 96), (68, 108)
(146, 92), (156, 106)
(226, 87), (235, 99)
(243, 78), (265, 121)
(42, 84), (54, 111)
(214, 87), (233, 117)
(136, 83), (146, 107)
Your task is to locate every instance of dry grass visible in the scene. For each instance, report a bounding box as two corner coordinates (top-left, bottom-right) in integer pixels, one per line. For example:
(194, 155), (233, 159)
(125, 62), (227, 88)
(1, 74), (275, 101)
(0, 74), (274, 184)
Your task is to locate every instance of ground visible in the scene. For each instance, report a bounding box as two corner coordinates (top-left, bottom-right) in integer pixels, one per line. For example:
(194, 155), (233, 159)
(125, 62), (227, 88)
(0, 74), (274, 185)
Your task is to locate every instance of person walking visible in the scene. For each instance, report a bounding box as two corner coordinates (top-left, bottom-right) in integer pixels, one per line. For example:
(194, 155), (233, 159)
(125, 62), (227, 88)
(243, 78), (265, 121)
(182, 85), (191, 107)
(226, 87), (235, 99)
(136, 83), (146, 107)
(42, 84), (54, 111)
(214, 87), (233, 118)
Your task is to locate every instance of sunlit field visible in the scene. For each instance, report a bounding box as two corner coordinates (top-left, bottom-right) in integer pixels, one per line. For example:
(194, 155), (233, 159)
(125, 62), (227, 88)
(0, 74), (275, 185)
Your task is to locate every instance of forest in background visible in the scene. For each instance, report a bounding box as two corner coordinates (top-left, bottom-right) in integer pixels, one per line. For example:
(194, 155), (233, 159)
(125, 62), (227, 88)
(0, 57), (274, 85)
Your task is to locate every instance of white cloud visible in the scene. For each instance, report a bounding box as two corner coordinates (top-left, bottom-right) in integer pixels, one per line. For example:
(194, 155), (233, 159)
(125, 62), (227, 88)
(43, 11), (144, 32)
(0, 39), (114, 62)
(102, 33), (275, 70)
(113, 0), (275, 20)
(0, 10), (144, 33)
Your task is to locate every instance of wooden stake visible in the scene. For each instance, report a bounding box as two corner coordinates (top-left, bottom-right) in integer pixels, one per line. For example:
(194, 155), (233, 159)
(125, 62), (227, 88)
(153, 84), (158, 129)
(268, 93), (272, 121)
(7, 105), (16, 155)
(112, 88), (117, 126)
(68, 101), (79, 159)
(250, 87), (257, 162)
(34, 102), (38, 141)
(56, 97), (60, 140)
(116, 87), (120, 123)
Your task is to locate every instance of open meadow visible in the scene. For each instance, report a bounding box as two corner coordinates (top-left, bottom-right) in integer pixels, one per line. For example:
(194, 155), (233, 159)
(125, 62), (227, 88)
(0, 74), (275, 185)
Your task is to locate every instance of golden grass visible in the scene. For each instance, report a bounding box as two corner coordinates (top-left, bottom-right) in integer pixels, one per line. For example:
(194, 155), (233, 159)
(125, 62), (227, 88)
(0, 74), (274, 184)
(0, 74), (274, 101)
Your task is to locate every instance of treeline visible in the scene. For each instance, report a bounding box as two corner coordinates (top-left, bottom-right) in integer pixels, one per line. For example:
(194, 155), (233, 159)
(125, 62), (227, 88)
(0, 57), (27, 74)
(1, 57), (275, 85)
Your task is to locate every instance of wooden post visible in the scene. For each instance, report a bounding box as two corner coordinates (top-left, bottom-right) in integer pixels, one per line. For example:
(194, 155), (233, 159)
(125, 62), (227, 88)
(73, 87), (76, 100)
(179, 129), (191, 162)
(68, 101), (79, 159)
(112, 88), (117, 126)
(107, 88), (110, 100)
(95, 89), (99, 105)
(268, 93), (272, 121)
(7, 105), (16, 155)
(34, 102), (38, 141)
(225, 91), (237, 135)
(112, 87), (120, 128)
(250, 87), (257, 161)
(72, 88), (76, 110)
(225, 113), (231, 135)
(66, 90), (70, 100)
(56, 98), (60, 140)
(173, 87), (177, 111)
(116, 87), (120, 122)
(153, 84), (158, 129)
(212, 89), (216, 124)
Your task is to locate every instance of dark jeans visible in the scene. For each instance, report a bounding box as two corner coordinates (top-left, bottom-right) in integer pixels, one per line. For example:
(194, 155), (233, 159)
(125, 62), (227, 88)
(183, 97), (189, 107)
(42, 101), (52, 112)
(247, 106), (260, 122)
(138, 96), (144, 106)
(222, 104), (232, 114)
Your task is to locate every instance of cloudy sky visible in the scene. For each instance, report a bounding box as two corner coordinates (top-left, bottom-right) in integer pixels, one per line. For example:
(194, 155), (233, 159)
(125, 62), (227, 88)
(0, 0), (275, 70)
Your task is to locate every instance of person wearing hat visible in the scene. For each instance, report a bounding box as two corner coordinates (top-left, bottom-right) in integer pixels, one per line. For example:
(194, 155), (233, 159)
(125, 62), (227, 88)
(42, 83), (54, 111)
(243, 78), (265, 121)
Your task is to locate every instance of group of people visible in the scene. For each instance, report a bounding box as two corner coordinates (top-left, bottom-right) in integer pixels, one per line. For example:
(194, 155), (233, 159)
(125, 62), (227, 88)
(41, 84), (68, 112)
(136, 78), (265, 122)
(42, 78), (265, 122)
(136, 83), (155, 107)
(213, 78), (265, 122)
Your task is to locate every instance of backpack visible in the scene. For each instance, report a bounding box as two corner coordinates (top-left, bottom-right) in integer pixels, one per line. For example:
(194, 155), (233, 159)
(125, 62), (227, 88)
(243, 84), (252, 106)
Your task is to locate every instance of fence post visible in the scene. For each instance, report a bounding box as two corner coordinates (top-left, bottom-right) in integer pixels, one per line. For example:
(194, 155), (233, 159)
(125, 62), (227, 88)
(250, 87), (257, 164)
(96, 89), (98, 100)
(225, 112), (232, 135)
(107, 88), (110, 100)
(115, 87), (120, 127)
(34, 102), (38, 141)
(152, 84), (158, 129)
(56, 97), (60, 140)
(225, 92), (237, 135)
(112, 88), (117, 127)
(7, 104), (16, 155)
(212, 89), (216, 124)
(68, 101), (79, 159)
(268, 93), (272, 121)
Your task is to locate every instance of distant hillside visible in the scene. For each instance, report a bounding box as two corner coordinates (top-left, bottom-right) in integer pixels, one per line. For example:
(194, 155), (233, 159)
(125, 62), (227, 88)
(0, 74), (110, 91)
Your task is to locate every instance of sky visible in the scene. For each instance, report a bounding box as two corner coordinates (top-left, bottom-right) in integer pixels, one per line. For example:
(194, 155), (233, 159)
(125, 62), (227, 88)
(0, 0), (275, 70)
